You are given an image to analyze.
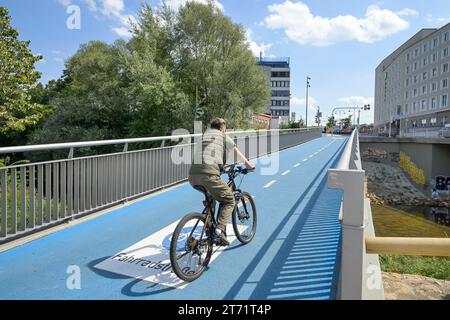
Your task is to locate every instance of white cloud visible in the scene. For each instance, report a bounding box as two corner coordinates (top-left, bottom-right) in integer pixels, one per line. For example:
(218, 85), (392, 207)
(112, 26), (132, 37)
(425, 14), (450, 26)
(57, 0), (72, 7)
(338, 96), (373, 106)
(264, 1), (410, 46)
(163, 0), (224, 12)
(246, 29), (273, 58)
(83, 0), (98, 12)
(397, 8), (418, 17)
(292, 96), (319, 113)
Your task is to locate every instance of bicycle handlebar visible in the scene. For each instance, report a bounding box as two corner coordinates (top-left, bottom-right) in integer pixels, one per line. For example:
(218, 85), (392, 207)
(222, 164), (255, 176)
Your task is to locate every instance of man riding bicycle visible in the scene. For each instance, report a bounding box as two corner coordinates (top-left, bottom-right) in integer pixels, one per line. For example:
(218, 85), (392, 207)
(189, 118), (255, 246)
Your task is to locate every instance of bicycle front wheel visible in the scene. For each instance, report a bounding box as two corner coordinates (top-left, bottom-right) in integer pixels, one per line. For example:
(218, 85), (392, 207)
(232, 192), (257, 244)
(169, 213), (213, 282)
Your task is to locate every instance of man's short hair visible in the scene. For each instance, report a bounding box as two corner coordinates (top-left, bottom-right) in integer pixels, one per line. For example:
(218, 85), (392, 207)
(210, 118), (226, 130)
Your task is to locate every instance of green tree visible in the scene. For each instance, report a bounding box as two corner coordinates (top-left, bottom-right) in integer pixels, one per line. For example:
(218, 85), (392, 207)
(0, 7), (51, 147)
(342, 115), (353, 129)
(326, 116), (336, 129)
(132, 1), (270, 131)
(30, 41), (132, 147)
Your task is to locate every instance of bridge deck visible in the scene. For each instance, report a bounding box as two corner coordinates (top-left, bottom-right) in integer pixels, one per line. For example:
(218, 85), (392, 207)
(0, 136), (346, 300)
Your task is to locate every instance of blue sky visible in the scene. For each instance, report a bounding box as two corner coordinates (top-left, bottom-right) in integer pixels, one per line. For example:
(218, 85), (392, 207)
(3, 0), (450, 125)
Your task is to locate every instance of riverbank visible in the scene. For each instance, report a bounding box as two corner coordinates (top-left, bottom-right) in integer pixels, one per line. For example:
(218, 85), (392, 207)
(383, 272), (449, 300)
(363, 160), (450, 299)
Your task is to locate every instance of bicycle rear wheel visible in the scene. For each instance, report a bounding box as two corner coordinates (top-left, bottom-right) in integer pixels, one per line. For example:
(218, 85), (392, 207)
(170, 213), (213, 282)
(232, 192), (257, 244)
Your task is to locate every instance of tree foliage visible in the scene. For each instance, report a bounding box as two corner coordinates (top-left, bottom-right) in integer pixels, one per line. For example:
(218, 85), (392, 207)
(28, 1), (271, 148)
(0, 7), (51, 146)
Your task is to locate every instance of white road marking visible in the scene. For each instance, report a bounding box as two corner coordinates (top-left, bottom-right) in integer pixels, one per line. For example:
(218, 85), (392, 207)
(309, 155), (314, 158)
(294, 163), (300, 168)
(303, 159), (308, 162)
(282, 170), (290, 176)
(264, 180), (277, 188)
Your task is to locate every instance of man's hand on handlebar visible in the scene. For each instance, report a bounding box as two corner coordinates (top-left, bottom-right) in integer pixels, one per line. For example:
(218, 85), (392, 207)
(245, 162), (256, 171)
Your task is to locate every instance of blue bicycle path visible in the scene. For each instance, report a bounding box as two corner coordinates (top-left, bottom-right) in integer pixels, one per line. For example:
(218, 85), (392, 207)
(0, 135), (347, 300)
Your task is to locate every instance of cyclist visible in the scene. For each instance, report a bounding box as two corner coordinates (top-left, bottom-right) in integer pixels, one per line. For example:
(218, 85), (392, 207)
(189, 118), (255, 246)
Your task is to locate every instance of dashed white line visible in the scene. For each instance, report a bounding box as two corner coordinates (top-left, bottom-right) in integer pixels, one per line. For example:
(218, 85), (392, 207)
(294, 163), (300, 168)
(264, 180), (277, 188)
(303, 159), (308, 162)
(309, 155), (314, 158)
(282, 170), (290, 176)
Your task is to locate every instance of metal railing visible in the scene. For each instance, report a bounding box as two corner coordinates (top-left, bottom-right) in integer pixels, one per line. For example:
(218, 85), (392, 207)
(327, 129), (384, 300)
(0, 128), (321, 243)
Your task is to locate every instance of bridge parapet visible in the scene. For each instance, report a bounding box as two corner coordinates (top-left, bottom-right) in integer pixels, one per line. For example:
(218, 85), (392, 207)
(328, 130), (384, 300)
(0, 128), (321, 243)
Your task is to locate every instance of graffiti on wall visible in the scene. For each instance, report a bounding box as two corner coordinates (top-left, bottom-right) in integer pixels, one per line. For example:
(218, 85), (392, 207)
(362, 148), (399, 163)
(435, 176), (450, 191)
(399, 151), (426, 186)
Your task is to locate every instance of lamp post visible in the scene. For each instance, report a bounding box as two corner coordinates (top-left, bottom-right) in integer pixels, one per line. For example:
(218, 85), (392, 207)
(306, 76), (311, 128)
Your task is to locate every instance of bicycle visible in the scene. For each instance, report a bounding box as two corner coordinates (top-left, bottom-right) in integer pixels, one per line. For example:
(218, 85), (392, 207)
(169, 164), (257, 282)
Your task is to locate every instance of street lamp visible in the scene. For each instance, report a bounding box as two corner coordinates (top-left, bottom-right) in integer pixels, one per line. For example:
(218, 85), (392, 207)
(306, 76), (311, 128)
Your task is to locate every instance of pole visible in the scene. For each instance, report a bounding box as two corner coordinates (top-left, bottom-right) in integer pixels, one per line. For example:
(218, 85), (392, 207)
(306, 77), (310, 128)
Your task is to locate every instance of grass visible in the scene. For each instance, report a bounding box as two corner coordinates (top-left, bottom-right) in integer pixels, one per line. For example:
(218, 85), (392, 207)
(380, 255), (450, 280)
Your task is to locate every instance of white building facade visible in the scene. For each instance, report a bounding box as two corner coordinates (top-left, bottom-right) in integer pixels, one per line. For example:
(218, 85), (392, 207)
(375, 24), (450, 136)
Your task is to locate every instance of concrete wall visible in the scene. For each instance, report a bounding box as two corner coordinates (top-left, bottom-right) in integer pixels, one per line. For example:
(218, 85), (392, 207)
(359, 137), (450, 193)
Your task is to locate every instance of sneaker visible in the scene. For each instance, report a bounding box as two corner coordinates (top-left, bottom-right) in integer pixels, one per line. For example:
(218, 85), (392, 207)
(214, 228), (229, 246)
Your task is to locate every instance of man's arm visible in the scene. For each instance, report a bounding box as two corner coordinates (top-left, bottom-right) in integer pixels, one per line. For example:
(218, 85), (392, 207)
(234, 147), (255, 170)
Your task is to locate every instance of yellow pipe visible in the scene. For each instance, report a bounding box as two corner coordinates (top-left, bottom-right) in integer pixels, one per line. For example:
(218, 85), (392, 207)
(365, 237), (450, 257)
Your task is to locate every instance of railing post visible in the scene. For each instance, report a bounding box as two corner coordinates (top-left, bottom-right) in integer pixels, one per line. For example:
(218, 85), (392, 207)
(328, 169), (365, 300)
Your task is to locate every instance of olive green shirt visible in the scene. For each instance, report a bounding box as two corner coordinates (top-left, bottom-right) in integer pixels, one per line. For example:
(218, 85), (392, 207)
(189, 129), (236, 176)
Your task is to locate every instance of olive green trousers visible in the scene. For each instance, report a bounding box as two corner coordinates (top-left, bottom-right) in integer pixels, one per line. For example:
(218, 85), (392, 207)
(189, 174), (235, 232)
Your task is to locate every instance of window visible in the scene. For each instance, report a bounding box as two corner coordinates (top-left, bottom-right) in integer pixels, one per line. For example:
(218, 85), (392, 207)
(405, 91), (409, 99)
(422, 100), (427, 110)
(432, 67), (438, 77)
(433, 38), (439, 48)
(413, 102), (417, 112)
(414, 61), (419, 71)
(405, 78), (410, 87)
(422, 71), (427, 81)
(415, 48), (419, 57)
(443, 95), (448, 107)
(414, 88), (418, 97)
(433, 52), (438, 63)
(406, 65), (410, 74)
(422, 85), (427, 94)
(414, 75), (418, 84)
(444, 32), (449, 42)
(423, 57), (428, 66)
(443, 79), (449, 89)
(405, 103), (408, 114)
(443, 47), (449, 58)
(424, 43), (428, 52)
(432, 97), (437, 109)
(406, 52), (410, 61)
(443, 63), (449, 73)
(432, 82), (438, 91)
(271, 71), (290, 78)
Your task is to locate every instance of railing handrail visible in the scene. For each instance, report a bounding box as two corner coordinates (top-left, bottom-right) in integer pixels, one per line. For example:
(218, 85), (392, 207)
(0, 128), (313, 155)
(334, 129), (362, 171)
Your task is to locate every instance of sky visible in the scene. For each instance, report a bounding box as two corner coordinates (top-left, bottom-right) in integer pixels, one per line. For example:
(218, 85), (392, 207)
(3, 0), (450, 125)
